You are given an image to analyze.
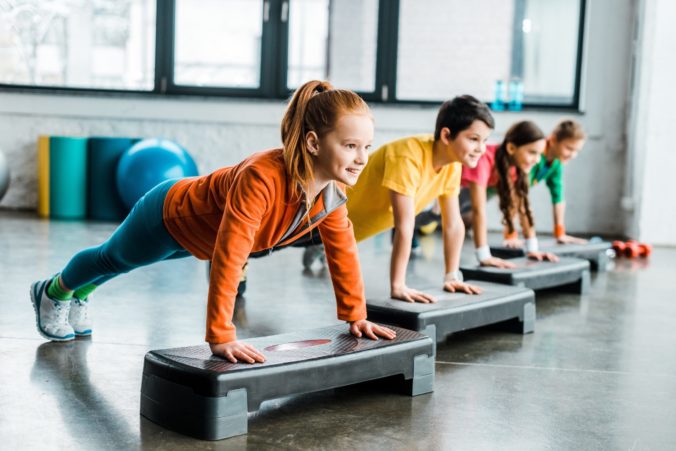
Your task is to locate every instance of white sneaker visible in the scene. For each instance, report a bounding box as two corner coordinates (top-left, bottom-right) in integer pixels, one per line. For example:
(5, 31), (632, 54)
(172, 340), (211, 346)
(69, 297), (92, 337)
(30, 279), (75, 342)
(302, 244), (326, 269)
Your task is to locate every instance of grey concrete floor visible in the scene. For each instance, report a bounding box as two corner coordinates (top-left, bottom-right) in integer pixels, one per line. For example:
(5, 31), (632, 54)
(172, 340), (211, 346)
(1, 210), (675, 450)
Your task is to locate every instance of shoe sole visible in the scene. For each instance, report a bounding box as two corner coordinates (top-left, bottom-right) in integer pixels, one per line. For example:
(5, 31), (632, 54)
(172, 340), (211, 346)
(30, 281), (75, 342)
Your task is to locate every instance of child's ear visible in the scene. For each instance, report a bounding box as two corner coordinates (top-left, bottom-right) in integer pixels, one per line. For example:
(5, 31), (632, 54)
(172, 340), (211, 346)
(305, 131), (320, 156)
(442, 127), (453, 144)
(506, 142), (516, 155)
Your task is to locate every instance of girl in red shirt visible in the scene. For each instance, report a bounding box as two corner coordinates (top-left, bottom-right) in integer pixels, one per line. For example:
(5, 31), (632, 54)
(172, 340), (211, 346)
(461, 121), (558, 268)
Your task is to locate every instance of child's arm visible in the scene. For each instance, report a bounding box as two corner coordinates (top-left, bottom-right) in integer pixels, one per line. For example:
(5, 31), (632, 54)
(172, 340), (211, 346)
(552, 202), (587, 244)
(318, 202), (397, 340)
(206, 167), (270, 362)
(502, 220), (524, 248)
(438, 194), (481, 294)
(468, 182), (515, 268)
(518, 204), (558, 262)
(389, 190), (436, 303)
(546, 164), (586, 244)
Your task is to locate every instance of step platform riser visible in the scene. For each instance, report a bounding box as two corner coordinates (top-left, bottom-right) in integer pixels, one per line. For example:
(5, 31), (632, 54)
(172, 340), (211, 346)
(140, 325), (434, 440)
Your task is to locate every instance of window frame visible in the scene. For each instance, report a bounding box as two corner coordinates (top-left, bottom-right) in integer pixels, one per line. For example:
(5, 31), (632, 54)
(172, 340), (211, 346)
(0, 0), (586, 110)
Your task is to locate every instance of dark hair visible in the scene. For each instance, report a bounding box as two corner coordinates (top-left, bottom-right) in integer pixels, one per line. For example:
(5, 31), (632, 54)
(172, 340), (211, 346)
(434, 95), (495, 140)
(281, 80), (371, 198)
(495, 121), (545, 234)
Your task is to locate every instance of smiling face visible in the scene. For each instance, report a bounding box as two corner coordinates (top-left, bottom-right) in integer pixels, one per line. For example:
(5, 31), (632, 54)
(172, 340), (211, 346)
(307, 113), (374, 187)
(548, 137), (585, 163)
(507, 138), (547, 172)
(442, 119), (492, 168)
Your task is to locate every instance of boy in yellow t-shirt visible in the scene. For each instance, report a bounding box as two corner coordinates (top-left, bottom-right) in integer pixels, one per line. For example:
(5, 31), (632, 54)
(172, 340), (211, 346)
(303, 95), (495, 302)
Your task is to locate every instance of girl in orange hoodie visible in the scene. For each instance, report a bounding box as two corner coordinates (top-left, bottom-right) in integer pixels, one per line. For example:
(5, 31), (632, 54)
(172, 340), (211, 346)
(30, 80), (395, 362)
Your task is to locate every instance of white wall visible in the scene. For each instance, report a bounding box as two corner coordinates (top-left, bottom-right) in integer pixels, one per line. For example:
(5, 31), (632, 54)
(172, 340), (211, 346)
(625, 0), (676, 245)
(0, 0), (635, 237)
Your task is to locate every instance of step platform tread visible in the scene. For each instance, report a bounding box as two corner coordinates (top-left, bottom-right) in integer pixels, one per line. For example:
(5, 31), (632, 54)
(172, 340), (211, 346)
(460, 257), (590, 292)
(148, 324), (429, 375)
(490, 240), (613, 271)
(366, 280), (535, 340)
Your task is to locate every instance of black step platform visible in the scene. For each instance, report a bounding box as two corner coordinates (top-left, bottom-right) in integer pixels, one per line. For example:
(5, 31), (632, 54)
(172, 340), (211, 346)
(460, 257), (590, 293)
(140, 324), (434, 440)
(490, 239), (613, 271)
(366, 281), (535, 345)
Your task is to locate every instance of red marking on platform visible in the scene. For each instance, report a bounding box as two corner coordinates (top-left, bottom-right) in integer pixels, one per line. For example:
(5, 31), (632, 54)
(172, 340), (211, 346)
(265, 339), (332, 352)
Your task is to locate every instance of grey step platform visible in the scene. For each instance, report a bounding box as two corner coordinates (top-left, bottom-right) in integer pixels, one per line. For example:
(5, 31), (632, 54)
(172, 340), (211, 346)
(460, 256), (590, 293)
(490, 239), (614, 271)
(140, 324), (434, 440)
(366, 281), (535, 345)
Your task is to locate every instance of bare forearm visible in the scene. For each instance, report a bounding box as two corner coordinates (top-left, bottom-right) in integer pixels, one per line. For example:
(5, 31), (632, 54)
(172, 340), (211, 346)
(519, 212), (536, 239)
(472, 209), (489, 248)
(443, 221), (464, 274)
(390, 228), (413, 290)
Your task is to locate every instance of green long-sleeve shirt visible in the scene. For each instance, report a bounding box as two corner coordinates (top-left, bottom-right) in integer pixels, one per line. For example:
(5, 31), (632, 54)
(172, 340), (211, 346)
(530, 157), (564, 204)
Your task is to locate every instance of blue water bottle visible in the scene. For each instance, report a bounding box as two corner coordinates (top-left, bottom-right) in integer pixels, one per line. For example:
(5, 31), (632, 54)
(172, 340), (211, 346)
(491, 80), (506, 111)
(508, 78), (524, 111)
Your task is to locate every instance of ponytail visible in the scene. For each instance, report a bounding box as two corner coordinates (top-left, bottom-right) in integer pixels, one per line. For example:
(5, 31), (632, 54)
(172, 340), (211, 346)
(281, 80), (371, 201)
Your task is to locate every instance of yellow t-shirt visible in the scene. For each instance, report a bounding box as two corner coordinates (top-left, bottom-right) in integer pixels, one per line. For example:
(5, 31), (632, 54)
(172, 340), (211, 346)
(346, 134), (462, 242)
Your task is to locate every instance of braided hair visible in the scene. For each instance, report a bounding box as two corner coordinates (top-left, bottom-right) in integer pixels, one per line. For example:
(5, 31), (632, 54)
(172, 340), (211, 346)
(494, 121), (545, 234)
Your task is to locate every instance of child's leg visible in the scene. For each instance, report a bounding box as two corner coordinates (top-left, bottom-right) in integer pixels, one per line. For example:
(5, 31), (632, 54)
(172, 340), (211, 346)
(59, 179), (186, 291)
(68, 249), (193, 299)
(288, 231), (325, 270)
(32, 179), (187, 341)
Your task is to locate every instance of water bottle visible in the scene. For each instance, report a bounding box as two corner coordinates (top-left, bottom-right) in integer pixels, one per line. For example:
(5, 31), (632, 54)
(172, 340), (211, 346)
(508, 78), (524, 111)
(490, 80), (506, 111)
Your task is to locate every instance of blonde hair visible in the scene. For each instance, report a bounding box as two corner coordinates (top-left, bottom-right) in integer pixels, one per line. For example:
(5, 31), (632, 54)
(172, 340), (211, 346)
(280, 80), (371, 199)
(552, 119), (586, 142)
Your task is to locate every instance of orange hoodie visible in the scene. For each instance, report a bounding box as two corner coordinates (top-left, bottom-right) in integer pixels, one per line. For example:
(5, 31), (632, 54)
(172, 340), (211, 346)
(162, 148), (367, 344)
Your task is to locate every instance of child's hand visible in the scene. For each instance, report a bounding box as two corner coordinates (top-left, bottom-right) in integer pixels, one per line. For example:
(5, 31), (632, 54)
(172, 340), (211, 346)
(480, 257), (517, 269)
(443, 280), (482, 294)
(503, 238), (524, 248)
(556, 234), (588, 245)
(391, 285), (437, 303)
(349, 320), (397, 340)
(527, 251), (559, 262)
(210, 341), (266, 364)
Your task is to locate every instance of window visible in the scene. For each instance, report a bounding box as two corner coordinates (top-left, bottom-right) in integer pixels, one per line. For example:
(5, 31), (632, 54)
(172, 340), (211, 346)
(0, 0), (156, 91)
(396, 0), (584, 105)
(174, 0), (263, 88)
(287, 0), (378, 93)
(0, 0), (585, 109)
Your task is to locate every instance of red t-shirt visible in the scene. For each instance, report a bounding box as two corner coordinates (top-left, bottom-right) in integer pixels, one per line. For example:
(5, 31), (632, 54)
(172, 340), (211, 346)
(461, 144), (516, 188)
(461, 144), (500, 188)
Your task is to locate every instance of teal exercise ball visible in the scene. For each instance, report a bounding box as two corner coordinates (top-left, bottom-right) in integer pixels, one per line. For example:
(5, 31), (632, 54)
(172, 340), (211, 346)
(0, 150), (10, 202)
(116, 139), (198, 209)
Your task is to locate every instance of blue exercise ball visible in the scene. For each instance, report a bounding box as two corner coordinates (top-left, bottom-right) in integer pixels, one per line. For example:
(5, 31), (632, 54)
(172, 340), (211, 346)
(116, 138), (198, 209)
(0, 150), (10, 202)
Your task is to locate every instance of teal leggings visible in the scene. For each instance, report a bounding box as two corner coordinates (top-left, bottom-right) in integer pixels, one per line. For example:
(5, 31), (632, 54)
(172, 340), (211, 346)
(60, 179), (191, 291)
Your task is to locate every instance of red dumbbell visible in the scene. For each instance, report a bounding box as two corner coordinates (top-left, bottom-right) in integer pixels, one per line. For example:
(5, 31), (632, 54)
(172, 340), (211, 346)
(639, 243), (652, 257)
(624, 241), (641, 258)
(612, 240), (626, 254)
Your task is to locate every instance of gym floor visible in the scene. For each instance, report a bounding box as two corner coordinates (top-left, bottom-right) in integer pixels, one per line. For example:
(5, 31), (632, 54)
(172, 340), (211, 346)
(1, 210), (675, 450)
